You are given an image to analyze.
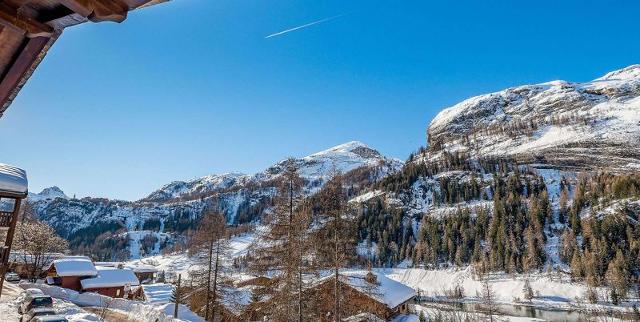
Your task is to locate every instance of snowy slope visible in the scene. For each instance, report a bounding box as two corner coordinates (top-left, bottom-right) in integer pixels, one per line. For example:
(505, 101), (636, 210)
(427, 64), (640, 169)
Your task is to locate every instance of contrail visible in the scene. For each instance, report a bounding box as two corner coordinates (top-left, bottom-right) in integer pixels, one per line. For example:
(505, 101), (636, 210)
(265, 14), (344, 39)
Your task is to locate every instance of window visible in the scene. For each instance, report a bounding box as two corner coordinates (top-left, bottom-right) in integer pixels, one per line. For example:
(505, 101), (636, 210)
(116, 289), (121, 297)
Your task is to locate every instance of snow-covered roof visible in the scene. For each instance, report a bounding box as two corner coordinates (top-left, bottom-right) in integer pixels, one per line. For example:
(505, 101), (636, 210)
(315, 271), (416, 309)
(124, 264), (158, 273)
(0, 163), (27, 196)
(50, 257), (98, 277)
(80, 267), (140, 289)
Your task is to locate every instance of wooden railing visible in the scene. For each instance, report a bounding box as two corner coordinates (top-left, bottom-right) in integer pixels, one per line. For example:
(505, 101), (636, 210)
(0, 212), (12, 227)
(0, 246), (8, 264)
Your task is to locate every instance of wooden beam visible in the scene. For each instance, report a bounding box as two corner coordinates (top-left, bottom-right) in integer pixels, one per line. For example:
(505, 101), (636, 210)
(0, 36), (52, 115)
(0, 3), (54, 38)
(59, 0), (128, 23)
(58, 0), (93, 17)
(89, 0), (128, 23)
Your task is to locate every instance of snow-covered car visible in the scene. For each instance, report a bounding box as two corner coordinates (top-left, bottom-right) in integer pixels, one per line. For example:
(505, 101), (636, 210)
(24, 288), (45, 296)
(28, 315), (69, 322)
(5, 272), (20, 282)
(20, 307), (57, 322)
(18, 293), (53, 314)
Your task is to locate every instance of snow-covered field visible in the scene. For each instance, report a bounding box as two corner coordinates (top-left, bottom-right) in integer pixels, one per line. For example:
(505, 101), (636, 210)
(381, 266), (639, 319)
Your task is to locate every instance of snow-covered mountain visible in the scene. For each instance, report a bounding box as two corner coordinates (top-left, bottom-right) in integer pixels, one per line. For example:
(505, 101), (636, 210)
(143, 141), (401, 203)
(28, 141), (402, 260)
(28, 186), (68, 202)
(427, 64), (640, 169)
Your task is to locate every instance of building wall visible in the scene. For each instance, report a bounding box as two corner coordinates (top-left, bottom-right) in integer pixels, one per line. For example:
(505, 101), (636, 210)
(60, 276), (83, 292)
(84, 286), (125, 298)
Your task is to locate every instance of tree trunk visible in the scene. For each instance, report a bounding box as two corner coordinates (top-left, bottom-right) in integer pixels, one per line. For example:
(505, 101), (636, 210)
(211, 239), (221, 322)
(174, 274), (181, 318)
(334, 213), (340, 322)
(205, 237), (214, 321)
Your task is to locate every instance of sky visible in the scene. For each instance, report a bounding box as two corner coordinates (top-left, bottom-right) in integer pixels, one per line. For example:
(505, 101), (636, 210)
(0, 0), (639, 201)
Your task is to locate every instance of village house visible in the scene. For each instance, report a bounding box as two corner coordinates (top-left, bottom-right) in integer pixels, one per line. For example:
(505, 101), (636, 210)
(95, 262), (157, 284)
(81, 267), (144, 299)
(8, 252), (65, 279)
(124, 264), (158, 284)
(47, 256), (143, 299)
(307, 271), (416, 321)
(217, 272), (415, 321)
(216, 275), (273, 322)
(46, 257), (98, 291)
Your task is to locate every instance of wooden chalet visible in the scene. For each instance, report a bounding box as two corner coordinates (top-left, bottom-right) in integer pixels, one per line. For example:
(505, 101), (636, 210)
(307, 271), (416, 321)
(46, 256), (98, 291)
(48, 257), (143, 299)
(0, 163), (28, 298)
(0, 0), (169, 118)
(80, 266), (143, 299)
(124, 263), (157, 284)
(8, 251), (65, 279)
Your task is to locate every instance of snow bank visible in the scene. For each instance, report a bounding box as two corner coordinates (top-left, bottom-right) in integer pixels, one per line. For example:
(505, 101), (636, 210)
(19, 283), (203, 322)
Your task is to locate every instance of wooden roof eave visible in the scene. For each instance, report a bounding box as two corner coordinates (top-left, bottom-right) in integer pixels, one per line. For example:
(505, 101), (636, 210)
(0, 0), (169, 117)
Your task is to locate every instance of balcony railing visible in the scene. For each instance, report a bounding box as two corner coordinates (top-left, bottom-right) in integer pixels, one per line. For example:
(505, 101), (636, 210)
(0, 212), (12, 228)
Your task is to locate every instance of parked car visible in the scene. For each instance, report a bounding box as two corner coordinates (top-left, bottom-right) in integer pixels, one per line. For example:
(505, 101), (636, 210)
(29, 315), (69, 322)
(5, 272), (20, 282)
(18, 293), (53, 314)
(20, 307), (57, 322)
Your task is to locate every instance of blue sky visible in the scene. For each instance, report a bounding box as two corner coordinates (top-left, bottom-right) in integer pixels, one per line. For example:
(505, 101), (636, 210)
(1, 0), (639, 200)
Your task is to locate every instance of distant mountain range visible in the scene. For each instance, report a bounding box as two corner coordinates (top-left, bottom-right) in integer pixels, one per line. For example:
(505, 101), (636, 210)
(28, 65), (640, 262)
(28, 141), (402, 259)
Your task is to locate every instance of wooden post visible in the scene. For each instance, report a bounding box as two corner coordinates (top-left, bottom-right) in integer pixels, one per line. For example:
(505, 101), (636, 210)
(0, 196), (23, 299)
(174, 273), (181, 318)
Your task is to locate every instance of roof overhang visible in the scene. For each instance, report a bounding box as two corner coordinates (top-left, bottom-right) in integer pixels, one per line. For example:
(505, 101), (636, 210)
(0, 0), (170, 117)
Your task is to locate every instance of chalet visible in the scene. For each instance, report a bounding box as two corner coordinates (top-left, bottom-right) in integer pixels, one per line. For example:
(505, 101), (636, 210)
(307, 271), (416, 321)
(46, 257), (98, 291)
(80, 267), (143, 299)
(124, 264), (158, 284)
(8, 252), (65, 279)
(217, 275), (273, 322)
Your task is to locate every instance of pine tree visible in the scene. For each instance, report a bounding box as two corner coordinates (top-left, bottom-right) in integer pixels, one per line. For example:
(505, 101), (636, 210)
(190, 211), (232, 321)
(605, 250), (630, 300)
(570, 249), (584, 280)
(314, 172), (358, 321)
(250, 159), (315, 321)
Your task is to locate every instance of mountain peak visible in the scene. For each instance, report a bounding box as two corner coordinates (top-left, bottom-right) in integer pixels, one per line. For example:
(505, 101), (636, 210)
(596, 64), (640, 81)
(308, 141), (378, 159)
(29, 186), (69, 202)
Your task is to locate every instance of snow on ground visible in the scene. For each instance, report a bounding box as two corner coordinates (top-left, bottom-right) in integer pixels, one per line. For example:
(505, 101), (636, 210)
(349, 190), (385, 203)
(18, 282), (202, 322)
(382, 266), (585, 305)
(0, 282), (23, 322)
(143, 284), (174, 305)
(0, 282), (101, 322)
(381, 266), (639, 317)
(126, 229), (258, 279)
